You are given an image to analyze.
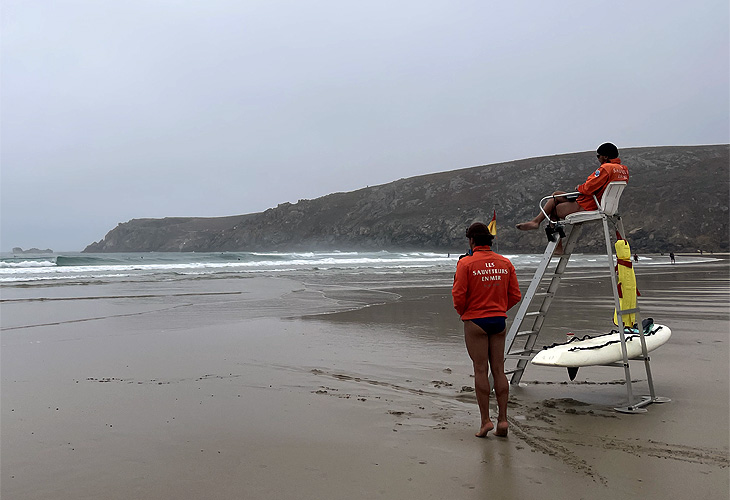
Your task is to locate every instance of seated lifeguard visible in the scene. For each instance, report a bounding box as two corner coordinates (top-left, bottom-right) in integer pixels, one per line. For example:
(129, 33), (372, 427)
(516, 143), (629, 230)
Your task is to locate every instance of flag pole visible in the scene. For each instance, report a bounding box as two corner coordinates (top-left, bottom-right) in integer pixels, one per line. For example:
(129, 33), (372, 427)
(488, 208), (498, 253)
(495, 209), (498, 253)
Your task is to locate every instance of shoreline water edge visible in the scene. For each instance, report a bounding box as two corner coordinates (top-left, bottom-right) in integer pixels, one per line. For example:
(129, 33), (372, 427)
(2, 251), (728, 499)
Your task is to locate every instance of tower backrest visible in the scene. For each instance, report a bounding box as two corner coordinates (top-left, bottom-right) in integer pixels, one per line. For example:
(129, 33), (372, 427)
(600, 181), (627, 215)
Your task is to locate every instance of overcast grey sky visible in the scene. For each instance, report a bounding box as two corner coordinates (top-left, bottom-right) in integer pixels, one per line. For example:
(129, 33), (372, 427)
(2, 1), (728, 251)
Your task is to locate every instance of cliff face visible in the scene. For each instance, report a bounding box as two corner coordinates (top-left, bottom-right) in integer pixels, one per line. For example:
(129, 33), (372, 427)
(84, 145), (729, 253)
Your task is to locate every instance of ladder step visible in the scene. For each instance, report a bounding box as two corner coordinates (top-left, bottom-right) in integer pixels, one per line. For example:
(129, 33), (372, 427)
(524, 311), (545, 317)
(504, 368), (524, 376)
(514, 330), (538, 338)
(505, 354), (534, 360)
(505, 349), (537, 359)
(539, 273), (564, 281)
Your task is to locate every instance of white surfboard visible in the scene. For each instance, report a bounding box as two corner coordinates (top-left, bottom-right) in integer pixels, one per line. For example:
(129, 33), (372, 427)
(530, 324), (672, 368)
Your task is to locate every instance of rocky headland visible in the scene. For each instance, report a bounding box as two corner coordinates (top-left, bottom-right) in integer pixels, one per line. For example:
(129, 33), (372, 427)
(12, 247), (54, 254)
(84, 145), (729, 254)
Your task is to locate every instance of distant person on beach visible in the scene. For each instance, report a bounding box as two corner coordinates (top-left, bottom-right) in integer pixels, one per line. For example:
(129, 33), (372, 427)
(670, 252), (676, 264)
(452, 222), (521, 438)
(633, 253), (639, 262)
(516, 143), (629, 231)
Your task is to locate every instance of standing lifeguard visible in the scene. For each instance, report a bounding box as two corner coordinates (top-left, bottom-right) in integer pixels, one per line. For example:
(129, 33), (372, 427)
(452, 222), (521, 438)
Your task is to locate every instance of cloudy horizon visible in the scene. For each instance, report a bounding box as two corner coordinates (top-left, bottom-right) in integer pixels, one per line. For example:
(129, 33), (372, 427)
(2, 1), (728, 252)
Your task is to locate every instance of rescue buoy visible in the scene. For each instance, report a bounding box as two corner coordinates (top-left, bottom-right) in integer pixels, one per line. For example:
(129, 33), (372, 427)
(613, 238), (639, 327)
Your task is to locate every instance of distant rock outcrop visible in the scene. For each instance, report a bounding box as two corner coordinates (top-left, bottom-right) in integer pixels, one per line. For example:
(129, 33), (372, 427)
(13, 247), (54, 254)
(84, 145), (729, 254)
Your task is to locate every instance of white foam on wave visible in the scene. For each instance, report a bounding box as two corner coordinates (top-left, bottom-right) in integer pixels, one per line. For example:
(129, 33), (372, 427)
(0, 260), (56, 269)
(2, 251), (717, 284)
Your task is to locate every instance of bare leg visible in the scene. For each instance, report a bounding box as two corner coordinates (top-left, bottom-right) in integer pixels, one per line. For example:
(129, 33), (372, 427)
(487, 329), (509, 437)
(555, 200), (582, 219)
(516, 192), (580, 230)
(464, 321), (494, 437)
(515, 198), (554, 230)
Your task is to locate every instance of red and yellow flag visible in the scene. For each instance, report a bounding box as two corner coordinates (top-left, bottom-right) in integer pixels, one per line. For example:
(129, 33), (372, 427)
(487, 210), (497, 236)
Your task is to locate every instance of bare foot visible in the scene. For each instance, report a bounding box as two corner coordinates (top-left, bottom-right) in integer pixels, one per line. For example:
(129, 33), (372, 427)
(494, 421), (508, 437)
(553, 241), (564, 255)
(475, 420), (494, 438)
(516, 221), (540, 231)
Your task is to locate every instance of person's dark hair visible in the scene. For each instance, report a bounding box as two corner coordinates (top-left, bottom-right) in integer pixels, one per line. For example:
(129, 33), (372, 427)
(596, 142), (619, 159)
(466, 222), (494, 246)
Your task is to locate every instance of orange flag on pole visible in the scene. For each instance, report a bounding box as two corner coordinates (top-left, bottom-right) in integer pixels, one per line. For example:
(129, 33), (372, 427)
(487, 210), (497, 236)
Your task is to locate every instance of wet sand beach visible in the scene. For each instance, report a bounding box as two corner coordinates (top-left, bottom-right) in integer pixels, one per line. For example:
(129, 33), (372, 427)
(2, 259), (728, 499)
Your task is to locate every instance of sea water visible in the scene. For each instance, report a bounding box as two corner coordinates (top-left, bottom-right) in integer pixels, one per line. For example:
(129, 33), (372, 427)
(0, 250), (704, 287)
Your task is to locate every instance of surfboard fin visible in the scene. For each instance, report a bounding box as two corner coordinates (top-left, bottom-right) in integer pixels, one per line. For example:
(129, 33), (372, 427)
(567, 367), (579, 381)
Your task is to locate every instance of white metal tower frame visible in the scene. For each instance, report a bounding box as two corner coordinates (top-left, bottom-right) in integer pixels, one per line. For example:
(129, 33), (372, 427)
(503, 181), (671, 413)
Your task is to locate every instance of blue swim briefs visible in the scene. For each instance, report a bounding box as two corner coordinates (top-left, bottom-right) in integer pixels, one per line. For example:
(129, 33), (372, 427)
(469, 317), (506, 335)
